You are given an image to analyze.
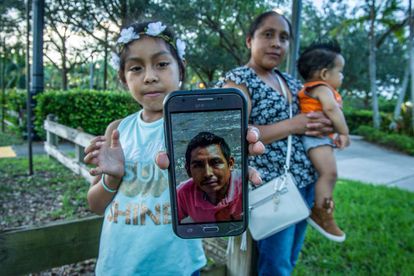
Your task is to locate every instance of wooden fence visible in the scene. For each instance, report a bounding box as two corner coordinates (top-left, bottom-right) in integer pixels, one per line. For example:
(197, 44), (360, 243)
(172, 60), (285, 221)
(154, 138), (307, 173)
(43, 114), (95, 184)
(0, 116), (234, 275)
(3, 110), (23, 128)
(0, 216), (103, 275)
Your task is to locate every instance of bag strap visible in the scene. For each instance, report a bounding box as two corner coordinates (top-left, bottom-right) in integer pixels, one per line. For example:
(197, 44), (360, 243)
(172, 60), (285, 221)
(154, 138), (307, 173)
(275, 73), (292, 174)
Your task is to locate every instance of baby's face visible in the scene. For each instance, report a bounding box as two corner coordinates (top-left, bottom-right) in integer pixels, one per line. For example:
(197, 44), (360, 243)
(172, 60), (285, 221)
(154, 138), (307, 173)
(324, 54), (345, 89)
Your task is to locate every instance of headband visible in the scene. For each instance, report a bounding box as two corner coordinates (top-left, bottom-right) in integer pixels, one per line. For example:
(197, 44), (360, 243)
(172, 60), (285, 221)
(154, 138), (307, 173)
(111, 21), (186, 70)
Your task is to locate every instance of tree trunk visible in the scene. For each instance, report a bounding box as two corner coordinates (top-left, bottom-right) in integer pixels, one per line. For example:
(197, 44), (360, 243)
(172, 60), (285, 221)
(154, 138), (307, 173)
(61, 35), (68, 90)
(1, 35), (6, 132)
(62, 67), (68, 90)
(368, 0), (381, 129)
(103, 33), (108, 91)
(89, 62), (94, 89)
(390, 62), (409, 130)
(409, 0), (414, 132)
(287, 0), (302, 78)
(120, 0), (128, 27)
(62, 52), (68, 90)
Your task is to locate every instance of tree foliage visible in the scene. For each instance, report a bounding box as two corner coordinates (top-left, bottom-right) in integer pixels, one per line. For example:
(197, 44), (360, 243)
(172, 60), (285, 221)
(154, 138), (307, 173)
(0, 0), (411, 104)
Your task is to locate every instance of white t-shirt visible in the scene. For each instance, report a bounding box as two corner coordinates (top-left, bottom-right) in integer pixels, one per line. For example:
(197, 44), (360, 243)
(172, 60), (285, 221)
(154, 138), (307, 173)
(95, 110), (206, 276)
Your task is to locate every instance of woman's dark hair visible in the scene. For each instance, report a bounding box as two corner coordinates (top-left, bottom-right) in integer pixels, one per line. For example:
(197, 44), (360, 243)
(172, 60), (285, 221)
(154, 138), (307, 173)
(297, 40), (342, 81)
(184, 132), (231, 176)
(117, 20), (185, 82)
(247, 10), (293, 40)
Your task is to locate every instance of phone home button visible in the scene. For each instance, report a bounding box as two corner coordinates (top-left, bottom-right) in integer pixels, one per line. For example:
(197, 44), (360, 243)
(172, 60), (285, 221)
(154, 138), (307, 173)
(202, 226), (219, 233)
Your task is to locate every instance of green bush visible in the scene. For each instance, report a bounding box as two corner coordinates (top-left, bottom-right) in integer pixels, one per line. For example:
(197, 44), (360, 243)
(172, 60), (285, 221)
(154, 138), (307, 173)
(343, 107), (391, 133)
(344, 96), (397, 113)
(3, 89), (27, 135)
(34, 89), (139, 138)
(355, 125), (414, 156)
(5, 89), (27, 111)
(399, 104), (414, 136)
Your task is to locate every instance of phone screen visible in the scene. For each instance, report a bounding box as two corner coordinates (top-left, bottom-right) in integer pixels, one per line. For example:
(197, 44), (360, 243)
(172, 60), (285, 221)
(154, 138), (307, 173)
(164, 88), (248, 238)
(170, 109), (243, 225)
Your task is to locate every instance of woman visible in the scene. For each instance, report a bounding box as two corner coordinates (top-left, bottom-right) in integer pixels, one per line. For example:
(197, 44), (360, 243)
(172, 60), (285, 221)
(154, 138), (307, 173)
(217, 11), (332, 275)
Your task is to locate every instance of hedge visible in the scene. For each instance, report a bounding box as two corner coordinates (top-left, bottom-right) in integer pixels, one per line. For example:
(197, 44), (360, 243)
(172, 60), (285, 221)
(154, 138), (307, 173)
(33, 89), (139, 138)
(355, 125), (414, 156)
(3, 89), (27, 134)
(343, 108), (392, 133)
(3, 89), (410, 141)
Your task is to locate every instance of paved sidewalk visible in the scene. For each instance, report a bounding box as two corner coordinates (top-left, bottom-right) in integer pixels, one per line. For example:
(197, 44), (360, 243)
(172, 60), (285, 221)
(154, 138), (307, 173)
(336, 136), (414, 192)
(5, 141), (74, 157)
(2, 137), (414, 192)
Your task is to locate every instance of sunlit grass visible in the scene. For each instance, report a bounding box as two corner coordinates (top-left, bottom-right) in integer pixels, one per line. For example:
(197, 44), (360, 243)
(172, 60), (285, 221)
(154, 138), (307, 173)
(295, 179), (414, 275)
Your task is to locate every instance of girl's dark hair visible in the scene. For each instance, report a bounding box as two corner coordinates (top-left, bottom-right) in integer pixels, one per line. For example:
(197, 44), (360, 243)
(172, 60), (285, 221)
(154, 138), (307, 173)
(297, 40), (342, 81)
(247, 10), (293, 40)
(118, 20), (185, 81)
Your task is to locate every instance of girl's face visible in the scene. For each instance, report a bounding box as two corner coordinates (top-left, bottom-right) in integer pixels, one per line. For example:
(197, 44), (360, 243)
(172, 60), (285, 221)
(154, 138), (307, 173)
(324, 55), (345, 89)
(247, 14), (290, 70)
(121, 36), (181, 122)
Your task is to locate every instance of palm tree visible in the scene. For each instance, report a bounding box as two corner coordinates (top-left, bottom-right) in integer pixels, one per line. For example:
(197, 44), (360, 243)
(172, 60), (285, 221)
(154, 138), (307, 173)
(366, 0), (381, 129)
(333, 0), (408, 129)
(409, 0), (414, 131)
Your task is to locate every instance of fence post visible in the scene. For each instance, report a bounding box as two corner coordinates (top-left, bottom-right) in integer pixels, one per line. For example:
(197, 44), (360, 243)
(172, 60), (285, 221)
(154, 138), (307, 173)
(46, 114), (58, 147)
(75, 128), (85, 163)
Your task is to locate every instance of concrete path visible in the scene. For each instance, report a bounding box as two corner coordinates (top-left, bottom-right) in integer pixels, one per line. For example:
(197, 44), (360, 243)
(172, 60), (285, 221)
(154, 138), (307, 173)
(336, 136), (414, 192)
(2, 137), (414, 192)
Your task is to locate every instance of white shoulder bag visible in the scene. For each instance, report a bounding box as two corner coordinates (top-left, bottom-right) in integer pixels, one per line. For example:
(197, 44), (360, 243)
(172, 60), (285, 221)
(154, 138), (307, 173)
(248, 74), (310, 241)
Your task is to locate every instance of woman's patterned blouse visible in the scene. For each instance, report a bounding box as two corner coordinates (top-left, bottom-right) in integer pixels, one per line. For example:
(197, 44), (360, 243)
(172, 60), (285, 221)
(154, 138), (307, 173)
(216, 66), (316, 188)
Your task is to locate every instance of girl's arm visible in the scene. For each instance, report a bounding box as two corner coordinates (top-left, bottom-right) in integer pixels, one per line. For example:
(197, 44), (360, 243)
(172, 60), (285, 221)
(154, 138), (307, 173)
(223, 81), (333, 145)
(310, 86), (349, 135)
(85, 120), (124, 215)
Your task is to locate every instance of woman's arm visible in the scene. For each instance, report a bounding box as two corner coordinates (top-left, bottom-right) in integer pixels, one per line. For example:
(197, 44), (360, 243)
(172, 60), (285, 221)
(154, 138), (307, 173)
(85, 120), (124, 215)
(223, 81), (333, 145)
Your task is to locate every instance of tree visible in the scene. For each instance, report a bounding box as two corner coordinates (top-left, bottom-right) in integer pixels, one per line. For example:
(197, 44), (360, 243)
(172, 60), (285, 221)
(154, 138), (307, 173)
(367, 0), (381, 129)
(56, 0), (151, 89)
(304, 0), (408, 127)
(410, 0), (414, 132)
(357, 0), (407, 128)
(154, 0), (287, 84)
(0, 0), (27, 89)
(44, 1), (101, 90)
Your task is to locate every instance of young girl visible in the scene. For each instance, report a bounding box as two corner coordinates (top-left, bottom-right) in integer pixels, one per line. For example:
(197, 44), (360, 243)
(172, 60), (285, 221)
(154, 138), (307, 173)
(217, 11), (332, 275)
(84, 20), (263, 275)
(297, 41), (350, 242)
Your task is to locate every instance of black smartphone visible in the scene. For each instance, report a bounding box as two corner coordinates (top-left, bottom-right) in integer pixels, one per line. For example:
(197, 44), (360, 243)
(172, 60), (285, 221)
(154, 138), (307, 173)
(163, 88), (248, 239)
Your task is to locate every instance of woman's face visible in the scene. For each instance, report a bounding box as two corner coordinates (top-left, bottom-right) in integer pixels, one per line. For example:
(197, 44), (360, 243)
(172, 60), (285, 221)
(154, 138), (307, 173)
(247, 14), (290, 70)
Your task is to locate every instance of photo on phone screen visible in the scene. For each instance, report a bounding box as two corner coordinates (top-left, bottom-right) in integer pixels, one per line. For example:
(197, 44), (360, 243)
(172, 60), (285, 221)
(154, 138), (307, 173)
(164, 88), (248, 238)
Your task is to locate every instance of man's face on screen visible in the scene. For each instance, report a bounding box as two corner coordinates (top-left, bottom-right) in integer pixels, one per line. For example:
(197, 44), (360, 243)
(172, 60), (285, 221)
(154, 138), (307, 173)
(188, 144), (234, 204)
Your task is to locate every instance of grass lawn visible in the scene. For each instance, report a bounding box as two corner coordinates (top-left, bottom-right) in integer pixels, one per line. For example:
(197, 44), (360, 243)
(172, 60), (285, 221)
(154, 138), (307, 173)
(0, 144), (413, 274)
(295, 179), (414, 275)
(0, 155), (91, 229)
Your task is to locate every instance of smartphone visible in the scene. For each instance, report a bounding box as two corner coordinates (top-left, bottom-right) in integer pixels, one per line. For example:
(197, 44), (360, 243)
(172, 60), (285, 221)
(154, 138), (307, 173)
(164, 88), (248, 239)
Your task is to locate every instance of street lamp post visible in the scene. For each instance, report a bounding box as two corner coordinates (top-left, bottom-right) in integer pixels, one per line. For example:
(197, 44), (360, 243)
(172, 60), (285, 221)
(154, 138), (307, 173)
(27, 0), (44, 175)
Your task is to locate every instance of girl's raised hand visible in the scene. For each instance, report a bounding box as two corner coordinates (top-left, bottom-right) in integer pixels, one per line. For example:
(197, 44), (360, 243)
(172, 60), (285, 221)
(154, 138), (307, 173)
(84, 130), (125, 179)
